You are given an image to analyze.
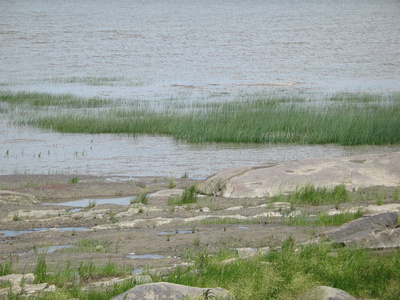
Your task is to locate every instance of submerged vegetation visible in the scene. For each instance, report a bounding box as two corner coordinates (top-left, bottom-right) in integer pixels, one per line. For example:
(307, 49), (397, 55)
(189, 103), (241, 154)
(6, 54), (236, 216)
(1, 91), (400, 146)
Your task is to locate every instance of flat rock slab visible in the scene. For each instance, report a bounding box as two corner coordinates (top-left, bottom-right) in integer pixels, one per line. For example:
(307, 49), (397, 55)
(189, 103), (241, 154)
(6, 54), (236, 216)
(298, 286), (356, 300)
(0, 190), (38, 204)
(111, 282), (232, 300)
(199, 152), (400, 198)
(345, 228), (400, 249)
(148, 189), (184, 199)
(322, 211), (399, 243)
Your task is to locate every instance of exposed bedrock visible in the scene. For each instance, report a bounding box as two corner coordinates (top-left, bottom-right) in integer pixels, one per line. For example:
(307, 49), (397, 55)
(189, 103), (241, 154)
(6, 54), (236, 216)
(198, 152), (400, 198)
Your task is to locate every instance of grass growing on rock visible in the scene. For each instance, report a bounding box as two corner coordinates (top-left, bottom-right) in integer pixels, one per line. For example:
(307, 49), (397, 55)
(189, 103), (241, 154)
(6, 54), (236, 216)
(271, 183), (350, 206)
(168, 184), (198, 206)
(286, 210), (366, 226)
(2, 91), (400, 146)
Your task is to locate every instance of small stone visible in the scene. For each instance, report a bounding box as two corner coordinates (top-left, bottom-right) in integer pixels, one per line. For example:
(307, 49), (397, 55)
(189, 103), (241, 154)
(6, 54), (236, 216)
(23, 283), (48, 294)
(236, 248), (257, 258)
(43, 284), (56, 293)
(11, 284), (22, 295)
(95, 245), (104, 252)
(258, 247), (270, 255)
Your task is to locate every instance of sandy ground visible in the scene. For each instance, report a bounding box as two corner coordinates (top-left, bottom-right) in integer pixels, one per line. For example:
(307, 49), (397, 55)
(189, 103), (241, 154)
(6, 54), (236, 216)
(0, 174), (387, 278)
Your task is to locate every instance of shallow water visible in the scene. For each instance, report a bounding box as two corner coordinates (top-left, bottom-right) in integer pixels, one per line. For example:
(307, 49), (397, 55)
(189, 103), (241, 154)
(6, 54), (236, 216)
(1, 0), (399, 97)
(0, 227), (88, 240)
(44, 196), (135, 208)
(22, 245), (74, 255)
(2, 119), (400, 178)
(1, 0), (399, 177)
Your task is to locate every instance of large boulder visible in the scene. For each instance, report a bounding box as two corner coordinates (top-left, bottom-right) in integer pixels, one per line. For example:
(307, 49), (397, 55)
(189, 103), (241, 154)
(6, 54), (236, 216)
(298, 286), (356, 300)
(198, 152), (400, 198)
(111, 282), (232, 300)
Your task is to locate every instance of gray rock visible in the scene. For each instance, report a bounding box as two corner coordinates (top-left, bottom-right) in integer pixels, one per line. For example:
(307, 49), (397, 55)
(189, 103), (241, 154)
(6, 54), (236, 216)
(84, 275), (153, 290)
(298, 286), (356, 300)
(0, 273), (35, 285)
(345, 228), (400, 249)
(111, 282), (232, 300)
(0, 190), (38, 204)
(43, 284), (56, 293)
(11, 284), (23, 295)
(7, 209), (67, 220)
(321, 211), (398, 243)
(148, 189), (184, 199)
(23, 283), (48, 294)
(199, 152), (400, 198)
(236, 248), (257, 258)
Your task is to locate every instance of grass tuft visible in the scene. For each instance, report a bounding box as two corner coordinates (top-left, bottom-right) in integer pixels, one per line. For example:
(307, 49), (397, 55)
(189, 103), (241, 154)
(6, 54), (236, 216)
(272, 183), (349, 206)
(168, 184), (198, 206)
(0, 255), (14, 276)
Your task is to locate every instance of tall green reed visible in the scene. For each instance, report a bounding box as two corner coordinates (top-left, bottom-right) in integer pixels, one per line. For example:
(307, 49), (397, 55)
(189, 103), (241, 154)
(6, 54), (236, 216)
(2, 91), (399, 146)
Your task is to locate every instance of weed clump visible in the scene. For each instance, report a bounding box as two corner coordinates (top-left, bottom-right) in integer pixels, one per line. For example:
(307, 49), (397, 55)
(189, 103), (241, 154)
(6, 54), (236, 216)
(131, 193), (148, 205)
(272, 183), (349, 206)
(168, 184), (198, 206)
(0, 255), (14, 276)
(69, 177), (79, 184)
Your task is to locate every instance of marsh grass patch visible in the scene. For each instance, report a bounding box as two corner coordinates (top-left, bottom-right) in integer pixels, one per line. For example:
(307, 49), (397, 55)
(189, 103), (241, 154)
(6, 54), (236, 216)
(2, 91), (400, 146)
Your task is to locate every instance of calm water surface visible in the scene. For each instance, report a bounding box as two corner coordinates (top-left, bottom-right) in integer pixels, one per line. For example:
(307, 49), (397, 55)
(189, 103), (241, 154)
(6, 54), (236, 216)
(1, 0), (399, 177)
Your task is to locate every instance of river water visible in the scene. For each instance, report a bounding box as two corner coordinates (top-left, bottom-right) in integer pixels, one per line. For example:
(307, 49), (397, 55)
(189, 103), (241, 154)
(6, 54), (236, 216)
(1, 0), (400, 178)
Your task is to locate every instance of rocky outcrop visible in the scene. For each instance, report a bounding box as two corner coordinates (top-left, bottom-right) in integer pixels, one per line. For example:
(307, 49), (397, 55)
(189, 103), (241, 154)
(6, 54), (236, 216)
(321, 210), (400, 249)
(148, 189), (184, 200)
(0, 190), (38, 205)
(0, 278), (55, 298)
(0, 273), (35, 286)
(198, 152), (400, 198)
(83, 275), (153, 291)
(298, 286), (356, 300)
(345, 228), (400, 249)
(111, 282), (232, 300)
